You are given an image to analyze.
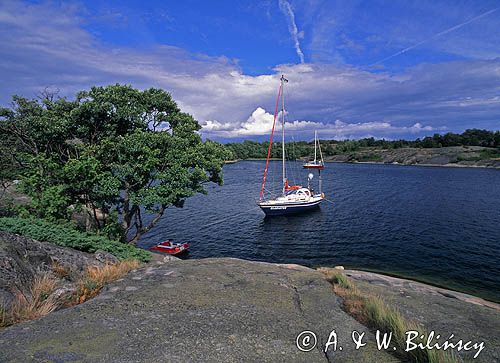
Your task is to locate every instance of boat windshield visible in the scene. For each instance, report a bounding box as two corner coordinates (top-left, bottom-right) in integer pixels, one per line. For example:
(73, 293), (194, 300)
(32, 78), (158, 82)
(286, 189), (310, 196)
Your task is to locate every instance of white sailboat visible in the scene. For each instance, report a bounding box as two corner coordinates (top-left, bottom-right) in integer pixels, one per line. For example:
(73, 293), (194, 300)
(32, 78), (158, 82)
(303, 130), (325, 170)
(257, 75), (325, 216)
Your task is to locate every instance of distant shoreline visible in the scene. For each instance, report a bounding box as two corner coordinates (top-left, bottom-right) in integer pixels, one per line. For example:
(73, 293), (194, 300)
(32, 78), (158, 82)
(327, 160), (500, 169)
(225, 145), (500, 169)
(226, 158), (500, 169)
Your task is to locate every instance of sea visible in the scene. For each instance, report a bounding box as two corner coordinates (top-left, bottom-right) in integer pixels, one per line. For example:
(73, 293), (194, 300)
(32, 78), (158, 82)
(139, 161), (500, 302)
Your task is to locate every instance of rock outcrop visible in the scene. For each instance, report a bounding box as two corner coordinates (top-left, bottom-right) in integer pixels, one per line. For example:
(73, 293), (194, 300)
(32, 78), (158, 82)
(343, 270), (500, 363)
(324, 146), (500, 168)
(0, 258), (397, 362)
(0, 232), (106, 308)
(1, 255), (498, 362)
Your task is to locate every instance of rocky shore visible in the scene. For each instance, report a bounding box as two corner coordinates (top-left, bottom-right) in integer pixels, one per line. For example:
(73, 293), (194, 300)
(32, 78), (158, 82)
(323, 146), (500, 168)
(1, 246), (499, 362)
(225, 146), (500, 169)
(0, 232), (117, 310)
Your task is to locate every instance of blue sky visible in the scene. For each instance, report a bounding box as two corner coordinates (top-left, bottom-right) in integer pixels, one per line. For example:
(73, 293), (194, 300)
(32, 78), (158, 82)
(1, 0), (499, 141)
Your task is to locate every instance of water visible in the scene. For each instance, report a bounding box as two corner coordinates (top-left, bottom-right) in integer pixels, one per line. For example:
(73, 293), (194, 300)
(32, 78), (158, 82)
(139, 161), (500, 302)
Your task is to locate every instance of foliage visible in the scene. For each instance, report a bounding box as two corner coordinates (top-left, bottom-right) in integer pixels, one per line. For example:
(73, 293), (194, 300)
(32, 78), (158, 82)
(356, 153), (383, 162)
(479, 148), (500, 159)
(0, 84), (230, 243)
(225, 129), (500, 160)
(0, 119), (21, 206)
(0, 217), (151, 262)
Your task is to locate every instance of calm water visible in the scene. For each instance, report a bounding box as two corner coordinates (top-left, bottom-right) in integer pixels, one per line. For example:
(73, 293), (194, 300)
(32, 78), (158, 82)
(140, 161), (500, 302)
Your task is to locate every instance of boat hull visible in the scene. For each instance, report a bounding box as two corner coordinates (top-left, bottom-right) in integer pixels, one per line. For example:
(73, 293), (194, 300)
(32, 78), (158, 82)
(150, 241), (189, 255)
(258, 199), (322, 216)
(302, 164), (324, 170)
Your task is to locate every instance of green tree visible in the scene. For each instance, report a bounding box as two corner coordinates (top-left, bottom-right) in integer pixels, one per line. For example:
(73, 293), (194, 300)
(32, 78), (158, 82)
(1, 84), (230, 244)
(441, 132), (462, 147)
(0, 118), (20, 206)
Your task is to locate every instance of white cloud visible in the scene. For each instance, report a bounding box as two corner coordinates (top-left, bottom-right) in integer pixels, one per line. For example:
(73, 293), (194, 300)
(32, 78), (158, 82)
(0, 1), (499, 142)
(202, 107), (437, 139)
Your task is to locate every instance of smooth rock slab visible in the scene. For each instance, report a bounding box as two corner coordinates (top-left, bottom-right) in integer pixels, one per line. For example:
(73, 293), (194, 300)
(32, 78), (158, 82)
(0, 258), (397, 363)
(344, 270), (500, 363)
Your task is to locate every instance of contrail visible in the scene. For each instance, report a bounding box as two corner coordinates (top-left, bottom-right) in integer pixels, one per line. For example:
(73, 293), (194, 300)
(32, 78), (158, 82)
(371, 7), (499, 66)
(279, 0), (305, 63)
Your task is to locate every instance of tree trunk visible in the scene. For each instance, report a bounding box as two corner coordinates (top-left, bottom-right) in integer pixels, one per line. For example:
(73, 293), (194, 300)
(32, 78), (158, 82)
(128, 205), (166, 245)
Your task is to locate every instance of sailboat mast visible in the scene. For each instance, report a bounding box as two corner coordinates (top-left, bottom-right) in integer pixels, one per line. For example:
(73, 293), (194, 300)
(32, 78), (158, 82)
(259, 82), (282, 201)
(314, 130), (317, 162)
(281, 75), (287, 196)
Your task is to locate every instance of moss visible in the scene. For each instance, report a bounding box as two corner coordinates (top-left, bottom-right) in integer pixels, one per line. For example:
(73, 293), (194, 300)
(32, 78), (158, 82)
(26, 331), (121, 361)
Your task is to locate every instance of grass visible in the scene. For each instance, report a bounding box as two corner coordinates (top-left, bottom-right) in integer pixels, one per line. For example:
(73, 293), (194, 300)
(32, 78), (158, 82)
(51, 261), (71, 279)
(319, 268), (457, 363)
(72, 260), (141, 305)
(323, 269), (352, 289)
(85, 260), (141, 286)
(1, 260), (142, 328)
(1, 274), (59, 327)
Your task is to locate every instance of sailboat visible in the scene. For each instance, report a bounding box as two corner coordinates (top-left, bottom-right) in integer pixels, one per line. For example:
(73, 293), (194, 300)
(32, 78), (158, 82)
(303, 131), (325, 170)
(257, 75), (325, 216)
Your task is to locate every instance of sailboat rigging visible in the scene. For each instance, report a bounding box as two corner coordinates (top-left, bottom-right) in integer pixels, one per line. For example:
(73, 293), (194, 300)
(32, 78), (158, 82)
(258, 75), (325, 216)
(303, 130), (324, 170)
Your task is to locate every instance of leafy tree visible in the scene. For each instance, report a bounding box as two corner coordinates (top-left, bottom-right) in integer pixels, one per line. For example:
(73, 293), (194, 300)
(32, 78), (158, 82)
(1, 84), (230, 244)
(0, 123), (20, 206)
(421, 136), (438, 148)
(494, 131), (500, 148)
(462, 129), (495, 147)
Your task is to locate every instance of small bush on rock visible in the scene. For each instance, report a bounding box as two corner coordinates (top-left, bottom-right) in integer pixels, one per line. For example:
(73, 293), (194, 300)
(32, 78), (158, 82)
(0, 217), (151, 262)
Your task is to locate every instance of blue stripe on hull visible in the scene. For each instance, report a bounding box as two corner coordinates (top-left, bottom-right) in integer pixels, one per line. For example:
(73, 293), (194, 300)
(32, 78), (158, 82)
(259, 201), (321, 216)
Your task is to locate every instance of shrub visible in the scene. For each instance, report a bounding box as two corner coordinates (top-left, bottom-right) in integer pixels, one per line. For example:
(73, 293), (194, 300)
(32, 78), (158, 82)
(479, 148), (500, 160)
(0, 217), (151, 262)
(358, 153), (383, 162)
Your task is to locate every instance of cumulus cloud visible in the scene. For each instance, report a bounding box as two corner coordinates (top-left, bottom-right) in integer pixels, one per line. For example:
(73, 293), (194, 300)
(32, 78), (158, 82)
(278, 0), (305, 63)
(202, 107), (437, 139)
(0, 1), (499, 142)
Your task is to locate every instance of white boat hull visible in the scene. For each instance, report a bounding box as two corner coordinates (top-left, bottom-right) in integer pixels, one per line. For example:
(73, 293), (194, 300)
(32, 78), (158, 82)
(258, 195), (324, 216)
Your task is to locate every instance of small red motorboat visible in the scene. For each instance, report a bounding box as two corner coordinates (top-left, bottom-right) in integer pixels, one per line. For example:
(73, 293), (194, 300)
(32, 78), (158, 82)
(150, 240), (189, 255)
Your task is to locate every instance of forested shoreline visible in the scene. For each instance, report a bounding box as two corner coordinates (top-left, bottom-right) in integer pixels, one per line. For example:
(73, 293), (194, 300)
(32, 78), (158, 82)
(225, 129), (500, 161)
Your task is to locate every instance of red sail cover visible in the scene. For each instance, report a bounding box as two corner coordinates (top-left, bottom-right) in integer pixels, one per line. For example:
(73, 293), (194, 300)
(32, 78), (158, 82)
(284, 179), (301, 191)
